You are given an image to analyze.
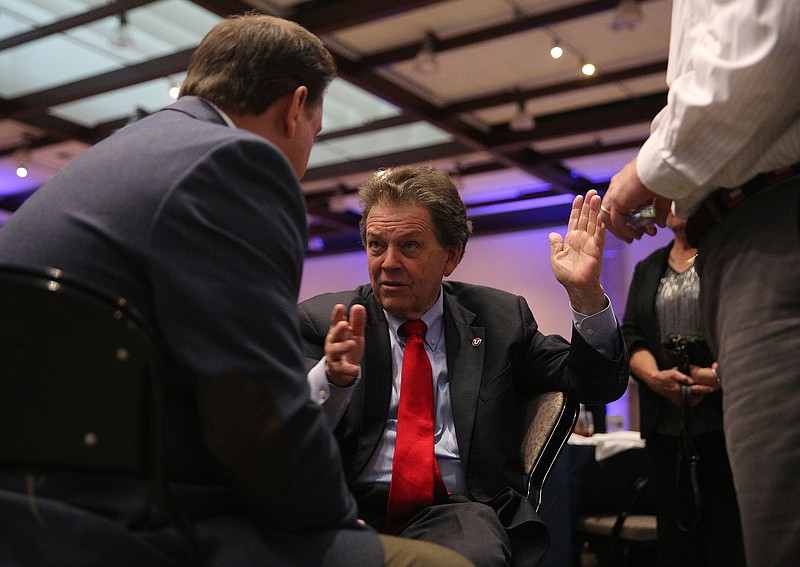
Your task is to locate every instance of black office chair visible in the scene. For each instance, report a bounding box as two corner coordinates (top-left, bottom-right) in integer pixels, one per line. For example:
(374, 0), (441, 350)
(521, 391), (580, 512)
(0, 264), (195, 562)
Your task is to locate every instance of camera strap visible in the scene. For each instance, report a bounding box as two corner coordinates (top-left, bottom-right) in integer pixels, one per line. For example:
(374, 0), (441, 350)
(674, 384), (702, 531)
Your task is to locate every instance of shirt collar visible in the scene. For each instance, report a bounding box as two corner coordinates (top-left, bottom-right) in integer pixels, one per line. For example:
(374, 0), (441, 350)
(203, 99), (237, 129)
(384, 288), (445, 350)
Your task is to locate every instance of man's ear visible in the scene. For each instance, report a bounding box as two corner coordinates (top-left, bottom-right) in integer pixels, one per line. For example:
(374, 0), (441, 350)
(443, 244), (463, 278)
(284, 86), (309, 138)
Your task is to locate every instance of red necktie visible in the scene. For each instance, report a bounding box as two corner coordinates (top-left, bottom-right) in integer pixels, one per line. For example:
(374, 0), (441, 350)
(386, 319), (447, 533)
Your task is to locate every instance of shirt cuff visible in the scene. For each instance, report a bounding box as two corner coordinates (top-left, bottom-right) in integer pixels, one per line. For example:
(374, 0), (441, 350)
(571, 296), (622, 359)
(307, 357), (359, 427)
(308, 358), (331, 405)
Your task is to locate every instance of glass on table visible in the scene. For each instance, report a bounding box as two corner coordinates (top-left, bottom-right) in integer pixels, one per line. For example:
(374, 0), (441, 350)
(574, 405), (594, 437)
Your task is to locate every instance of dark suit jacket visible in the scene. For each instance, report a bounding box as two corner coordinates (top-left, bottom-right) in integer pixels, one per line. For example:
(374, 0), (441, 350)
(0, 97), (382, 566)
(621, 243), (722, 439)
(298, 281), (629, 555)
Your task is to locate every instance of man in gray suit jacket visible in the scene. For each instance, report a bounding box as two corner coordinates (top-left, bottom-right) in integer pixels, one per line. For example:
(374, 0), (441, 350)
(0, 14), (468, 567)
(298, 166), (629, 566)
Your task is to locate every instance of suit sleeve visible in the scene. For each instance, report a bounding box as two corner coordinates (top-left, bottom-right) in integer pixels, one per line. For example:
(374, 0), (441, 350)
(148, 138), (360, 531)
(518, 295), (629, 405)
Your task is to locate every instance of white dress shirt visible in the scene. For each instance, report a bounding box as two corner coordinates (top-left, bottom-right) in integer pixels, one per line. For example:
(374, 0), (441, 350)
(636, 0), (800, 219)
(308, 288), (621, 496)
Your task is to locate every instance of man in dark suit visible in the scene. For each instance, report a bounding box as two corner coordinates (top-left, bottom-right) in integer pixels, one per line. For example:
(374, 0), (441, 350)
(0, 15), (468, 567)
(298, 166), (630, 566)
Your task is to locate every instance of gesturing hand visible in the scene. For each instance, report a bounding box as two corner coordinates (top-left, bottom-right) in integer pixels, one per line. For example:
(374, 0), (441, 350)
(324, 303), (366, 387)
(601, 159), (671, 243)
(548, 189), (606, 315)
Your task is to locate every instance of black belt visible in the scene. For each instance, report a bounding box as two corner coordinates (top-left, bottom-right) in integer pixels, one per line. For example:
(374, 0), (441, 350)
(685, 161), (800, 247)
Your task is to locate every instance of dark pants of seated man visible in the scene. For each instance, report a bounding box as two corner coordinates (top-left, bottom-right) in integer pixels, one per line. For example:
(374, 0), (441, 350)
(352, 484), (514, 567)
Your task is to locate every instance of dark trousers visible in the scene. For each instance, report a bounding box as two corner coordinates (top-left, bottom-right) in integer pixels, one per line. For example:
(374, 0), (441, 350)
(646, 432), (745, 567)
(351, 484), (515, 567)
(698, 178), (800, 567)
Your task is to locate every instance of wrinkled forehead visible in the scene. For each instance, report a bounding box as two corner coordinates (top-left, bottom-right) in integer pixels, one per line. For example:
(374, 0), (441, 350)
(365, 202), (434, 236)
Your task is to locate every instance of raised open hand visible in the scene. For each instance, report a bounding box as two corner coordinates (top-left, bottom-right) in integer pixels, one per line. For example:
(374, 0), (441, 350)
(548, 189), (606, 315)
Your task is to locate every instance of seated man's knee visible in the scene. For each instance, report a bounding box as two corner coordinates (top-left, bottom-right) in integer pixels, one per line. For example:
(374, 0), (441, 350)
(379, 534), (475, 567)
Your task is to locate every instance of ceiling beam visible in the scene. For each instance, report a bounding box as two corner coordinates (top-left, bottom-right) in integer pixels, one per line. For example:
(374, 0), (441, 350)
(302, 140), (469, 182)
(315, 114), (417, 142)
(446, 60), (667, 114)
(189, 0), (257, 17)
(3, 49), (195, 118)
(485, 92), (667, 152)
(289, 0), (443, 34)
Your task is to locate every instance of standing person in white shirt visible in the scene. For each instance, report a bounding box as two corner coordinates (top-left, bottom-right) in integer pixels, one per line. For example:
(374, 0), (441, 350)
(600, 2), (800, 566)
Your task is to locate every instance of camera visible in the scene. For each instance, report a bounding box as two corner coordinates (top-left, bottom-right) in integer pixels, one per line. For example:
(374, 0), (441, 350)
(626, 204), (657, 229)
(662, 334), (713, 370)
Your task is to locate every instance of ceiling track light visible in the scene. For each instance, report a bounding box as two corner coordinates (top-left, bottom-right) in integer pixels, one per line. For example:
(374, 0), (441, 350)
(612, 0), (643, 30)
(545, 32), (595, 76)
(414, 31), (439, 75)
(509, 98), (535, 132)
(13, 146), (31, 179)
(549, 36), (563, 59)
(110, 12), (134, 48)
(168, 80), (181, 100)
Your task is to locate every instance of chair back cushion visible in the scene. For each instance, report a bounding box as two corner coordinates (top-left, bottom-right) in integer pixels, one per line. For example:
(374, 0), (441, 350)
(521, 391), (579, 511)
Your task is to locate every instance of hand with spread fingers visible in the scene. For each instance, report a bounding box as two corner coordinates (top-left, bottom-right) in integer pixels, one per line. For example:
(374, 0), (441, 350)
(602, 159), (672, 243)
(548, 189), (606, 315)
(324, 303), (366, 387)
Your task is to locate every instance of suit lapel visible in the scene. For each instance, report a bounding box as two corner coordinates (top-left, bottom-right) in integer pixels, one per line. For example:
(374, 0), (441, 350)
(351, 295), (393, 475)
(443, 292), (484, 474)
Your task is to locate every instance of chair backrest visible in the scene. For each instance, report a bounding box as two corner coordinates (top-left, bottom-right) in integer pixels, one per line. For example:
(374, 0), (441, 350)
(0, 263), (164, 479)
(0, 263), (199, 561)
(521, 390), (579, 511)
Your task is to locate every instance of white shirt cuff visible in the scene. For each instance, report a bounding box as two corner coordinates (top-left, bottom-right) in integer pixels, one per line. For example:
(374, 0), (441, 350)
(571, 296), (622, 359)
(307, 357), (360, 427)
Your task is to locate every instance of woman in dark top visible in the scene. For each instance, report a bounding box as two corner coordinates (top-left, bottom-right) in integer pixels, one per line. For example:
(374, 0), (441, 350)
(622, 213), (745, 567)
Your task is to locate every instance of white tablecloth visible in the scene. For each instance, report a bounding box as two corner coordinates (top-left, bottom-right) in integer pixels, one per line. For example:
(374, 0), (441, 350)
(568, 430), (646, 460)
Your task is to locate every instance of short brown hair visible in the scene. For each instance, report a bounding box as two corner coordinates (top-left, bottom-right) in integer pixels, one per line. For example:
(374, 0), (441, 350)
(180, 13), (336, 115)
(358, 166), (473, 259)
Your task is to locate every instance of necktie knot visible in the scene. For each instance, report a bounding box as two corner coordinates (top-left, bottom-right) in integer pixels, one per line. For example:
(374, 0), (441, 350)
(400, 319), (427, 339)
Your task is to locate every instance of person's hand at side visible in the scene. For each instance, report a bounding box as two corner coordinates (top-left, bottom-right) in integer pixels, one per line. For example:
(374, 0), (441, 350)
(324, 303), (366, 387)
(548, 189), (606, 315)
